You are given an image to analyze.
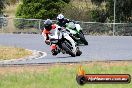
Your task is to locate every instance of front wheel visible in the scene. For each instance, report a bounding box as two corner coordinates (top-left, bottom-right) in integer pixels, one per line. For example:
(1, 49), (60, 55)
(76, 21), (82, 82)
(79, 32), (88, 45)
(61, 42), (76, 57)
(76, 47), (82, 56)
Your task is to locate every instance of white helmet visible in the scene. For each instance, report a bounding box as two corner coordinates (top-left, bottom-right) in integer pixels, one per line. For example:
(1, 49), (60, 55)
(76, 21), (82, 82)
(57, 14), (64, 20)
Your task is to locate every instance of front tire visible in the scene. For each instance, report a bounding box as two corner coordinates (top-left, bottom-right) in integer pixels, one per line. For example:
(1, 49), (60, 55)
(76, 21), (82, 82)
(76, 47), (82, 56)
(79, 32), (88, 45)
(61, 42), (76, 57)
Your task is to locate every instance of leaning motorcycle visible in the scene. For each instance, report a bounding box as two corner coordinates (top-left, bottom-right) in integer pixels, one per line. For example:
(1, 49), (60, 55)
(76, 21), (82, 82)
(48, 27), (82, 57)
(65, 22), (88, 45)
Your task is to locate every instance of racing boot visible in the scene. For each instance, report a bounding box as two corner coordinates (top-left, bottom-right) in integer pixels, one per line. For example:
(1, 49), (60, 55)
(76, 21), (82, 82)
(50, 44), (59, 56)
(51, 49), (58, 56)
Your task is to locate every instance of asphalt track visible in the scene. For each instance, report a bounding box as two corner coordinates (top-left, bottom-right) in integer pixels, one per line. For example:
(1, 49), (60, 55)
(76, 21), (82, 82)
(0, 34), (132, 65)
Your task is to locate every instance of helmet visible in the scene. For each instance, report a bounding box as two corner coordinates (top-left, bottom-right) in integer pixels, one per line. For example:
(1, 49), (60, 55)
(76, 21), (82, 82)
(44, 19), (52, 30)
(57, 14), (64, 23)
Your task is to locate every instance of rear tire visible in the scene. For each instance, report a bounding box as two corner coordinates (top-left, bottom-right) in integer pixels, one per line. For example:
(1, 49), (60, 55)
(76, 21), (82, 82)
(61, 42), (76, 57)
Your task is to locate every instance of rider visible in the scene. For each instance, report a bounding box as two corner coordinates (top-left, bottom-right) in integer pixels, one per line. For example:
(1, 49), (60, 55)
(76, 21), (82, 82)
(56, 13), (75, 28)
(42, 19), (77, 55)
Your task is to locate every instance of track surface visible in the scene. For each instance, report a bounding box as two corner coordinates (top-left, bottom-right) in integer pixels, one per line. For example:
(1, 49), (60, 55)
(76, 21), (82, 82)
(0, 34), (132, 65)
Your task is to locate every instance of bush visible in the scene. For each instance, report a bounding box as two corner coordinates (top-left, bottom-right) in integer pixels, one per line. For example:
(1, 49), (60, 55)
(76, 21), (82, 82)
(16, 0), (69, 19)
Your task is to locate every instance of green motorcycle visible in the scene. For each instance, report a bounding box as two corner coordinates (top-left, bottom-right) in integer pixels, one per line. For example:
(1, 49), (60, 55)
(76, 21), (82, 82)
(65, 22), (88, 45)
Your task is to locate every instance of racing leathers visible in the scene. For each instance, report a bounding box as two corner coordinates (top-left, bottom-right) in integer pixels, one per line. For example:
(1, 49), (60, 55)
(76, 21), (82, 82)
(57, 18), (71, 27)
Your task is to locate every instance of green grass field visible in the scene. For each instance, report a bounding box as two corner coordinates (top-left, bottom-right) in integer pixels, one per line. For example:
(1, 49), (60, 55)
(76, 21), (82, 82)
(0, 61), (131, 88)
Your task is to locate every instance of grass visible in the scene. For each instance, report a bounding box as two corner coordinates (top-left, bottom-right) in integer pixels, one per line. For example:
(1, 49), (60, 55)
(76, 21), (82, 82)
(0, 46), (32, 60)
(0, 61), (131, 88)
(4, 3), (20, 17)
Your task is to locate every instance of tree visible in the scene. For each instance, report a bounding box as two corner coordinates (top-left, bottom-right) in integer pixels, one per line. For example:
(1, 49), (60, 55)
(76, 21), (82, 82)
(0, 0), (5, 15)
(91, 0), (106, 6)
(16, 0), (70, 19)
(106, 0), (132, 22)
(91, 0), (132, 22)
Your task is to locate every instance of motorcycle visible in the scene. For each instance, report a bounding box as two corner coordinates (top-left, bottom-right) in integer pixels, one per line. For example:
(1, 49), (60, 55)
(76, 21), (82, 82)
(65, 22), (88, 45)
(48, 26), (82, 57)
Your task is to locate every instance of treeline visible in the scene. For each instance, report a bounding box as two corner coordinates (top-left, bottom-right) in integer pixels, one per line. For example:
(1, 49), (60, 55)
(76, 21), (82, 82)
(91, 0), (132, 22)
(0, 0), (5, 15)
(0, 0), (132, 22)
(68, 0), (132, 23)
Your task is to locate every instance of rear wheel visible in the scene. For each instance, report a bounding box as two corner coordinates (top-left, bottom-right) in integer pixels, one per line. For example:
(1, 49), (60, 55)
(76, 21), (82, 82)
(61, 42), (76, 57)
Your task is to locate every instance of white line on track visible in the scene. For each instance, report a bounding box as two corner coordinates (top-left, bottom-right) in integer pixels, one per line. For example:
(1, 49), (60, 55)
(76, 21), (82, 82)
(0, 49), (47, 64)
